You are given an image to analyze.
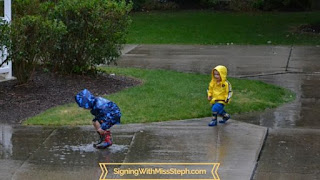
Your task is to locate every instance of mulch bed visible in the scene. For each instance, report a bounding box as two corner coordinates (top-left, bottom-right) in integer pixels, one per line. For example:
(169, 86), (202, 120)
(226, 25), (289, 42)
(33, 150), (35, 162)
(0, 71), (140, 124)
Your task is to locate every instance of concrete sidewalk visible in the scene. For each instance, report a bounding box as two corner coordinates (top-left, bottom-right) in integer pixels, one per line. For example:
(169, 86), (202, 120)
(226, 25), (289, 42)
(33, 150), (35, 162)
(118, 44), (320, 180)
(1, 44), (319, 180)
(1, 119), (267, 180)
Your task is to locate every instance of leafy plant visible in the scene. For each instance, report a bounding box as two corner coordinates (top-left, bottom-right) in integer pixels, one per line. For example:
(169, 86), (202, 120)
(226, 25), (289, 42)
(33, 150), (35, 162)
(47, 0), (132, 74)
(10, 15), (66, 83)
(1, 0), (132, 83)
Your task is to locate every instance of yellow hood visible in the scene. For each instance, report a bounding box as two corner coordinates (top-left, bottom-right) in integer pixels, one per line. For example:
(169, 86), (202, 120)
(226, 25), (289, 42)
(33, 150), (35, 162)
(212, 65), (228, 83)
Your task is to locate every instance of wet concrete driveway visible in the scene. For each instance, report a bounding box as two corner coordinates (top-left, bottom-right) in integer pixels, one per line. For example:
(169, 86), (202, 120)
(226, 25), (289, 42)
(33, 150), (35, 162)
(1, 44), (319, 180)
(118, 44), (320, 179)
(1, 119), (267, 180)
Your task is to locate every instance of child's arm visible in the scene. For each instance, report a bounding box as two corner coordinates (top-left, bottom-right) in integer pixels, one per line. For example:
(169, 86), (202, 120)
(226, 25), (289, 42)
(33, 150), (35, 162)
(207, 80), (214, 100)
(225, 81), (233, 103)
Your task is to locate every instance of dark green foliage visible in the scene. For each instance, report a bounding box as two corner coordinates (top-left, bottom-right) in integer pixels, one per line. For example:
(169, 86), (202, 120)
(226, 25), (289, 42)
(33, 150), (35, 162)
(0, 0), (132, 83)
(0, 1), (4, 17)
(263, 0), (312, 11)
(130, 0), (147, 11)
(130, 0), (313, 11)
(47, 0), (132, 74)
(10, 16), (66, 82)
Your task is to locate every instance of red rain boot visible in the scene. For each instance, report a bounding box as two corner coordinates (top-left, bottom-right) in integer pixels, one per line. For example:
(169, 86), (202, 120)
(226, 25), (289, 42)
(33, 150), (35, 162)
(94, 130), (113, 149)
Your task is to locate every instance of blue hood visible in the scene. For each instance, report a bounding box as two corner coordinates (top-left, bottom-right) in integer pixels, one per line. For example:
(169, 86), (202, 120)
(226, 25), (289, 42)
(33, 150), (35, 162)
(75, 89), (95, 109)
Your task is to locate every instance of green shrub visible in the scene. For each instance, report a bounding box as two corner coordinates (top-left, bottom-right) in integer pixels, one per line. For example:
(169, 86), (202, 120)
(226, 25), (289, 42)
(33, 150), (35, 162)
(229, 0), (263, 11)
(1, 0), (132, 82)
(47, 0), (132, 74)
(12, 0), (42, 18)
(142, 0), (179, 10)
(0, 1), (4, 17)
(263, 0), (312, 11)
(9, 16), (66, 83)
(131, 0), (147, 11)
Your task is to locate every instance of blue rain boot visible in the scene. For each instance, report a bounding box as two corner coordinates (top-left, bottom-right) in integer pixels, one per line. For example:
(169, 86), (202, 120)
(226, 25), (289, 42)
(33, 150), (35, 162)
(219, 114), (230, 124)
(208, 119), (217, 126)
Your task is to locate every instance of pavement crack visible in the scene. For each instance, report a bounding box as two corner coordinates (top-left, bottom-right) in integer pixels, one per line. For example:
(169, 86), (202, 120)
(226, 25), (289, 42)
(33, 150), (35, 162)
(285, 45), (293, 72)
(122, 131), (139, 163)
(237, 71), (320, 78)
(237, 71), (288, 78)
(251, 128), (269, 180)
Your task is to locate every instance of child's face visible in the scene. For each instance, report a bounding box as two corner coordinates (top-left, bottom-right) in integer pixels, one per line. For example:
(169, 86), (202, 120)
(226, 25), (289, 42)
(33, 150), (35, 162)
(214, 70), (221, 82)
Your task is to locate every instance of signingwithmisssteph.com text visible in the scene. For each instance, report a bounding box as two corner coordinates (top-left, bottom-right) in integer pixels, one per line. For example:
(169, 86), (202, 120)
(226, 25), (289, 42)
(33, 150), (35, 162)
(99, 163), (220, 180)
(113, 167), (207, 176)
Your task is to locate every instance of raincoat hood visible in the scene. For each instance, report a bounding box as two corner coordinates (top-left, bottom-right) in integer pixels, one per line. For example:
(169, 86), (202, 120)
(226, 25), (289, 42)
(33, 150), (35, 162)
(212, 65), (228, 83)
(75, 89), (95, 109)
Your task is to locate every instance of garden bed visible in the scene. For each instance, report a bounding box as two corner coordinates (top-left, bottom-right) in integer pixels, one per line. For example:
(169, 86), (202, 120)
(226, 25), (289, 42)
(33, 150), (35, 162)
(0, 70), (139, 124)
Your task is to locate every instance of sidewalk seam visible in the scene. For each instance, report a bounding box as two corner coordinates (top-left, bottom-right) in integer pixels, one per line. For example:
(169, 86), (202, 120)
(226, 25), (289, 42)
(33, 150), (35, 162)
(285, 45), (293, 72)
(122, 131), (139, 163)
(250, 127), (269, 180)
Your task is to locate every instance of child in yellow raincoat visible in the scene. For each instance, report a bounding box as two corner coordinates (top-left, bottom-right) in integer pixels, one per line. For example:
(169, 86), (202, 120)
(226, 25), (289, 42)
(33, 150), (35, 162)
(207, 65), (233, 126)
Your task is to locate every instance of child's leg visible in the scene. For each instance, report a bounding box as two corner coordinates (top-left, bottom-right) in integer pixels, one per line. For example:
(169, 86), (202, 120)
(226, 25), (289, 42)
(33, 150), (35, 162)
(219, 110), (231, 123)
(92, 120), (105, 146)
(92, 120), (101, 131)
(93, 119), (114, 149)
(209, 103), (224, 126)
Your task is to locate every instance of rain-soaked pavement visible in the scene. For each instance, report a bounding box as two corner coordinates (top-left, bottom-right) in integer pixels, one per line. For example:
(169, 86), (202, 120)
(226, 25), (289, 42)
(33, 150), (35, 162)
(118, 45), (320, 179)
(0, 119), (267, 180)
(1, 44), (319, 180)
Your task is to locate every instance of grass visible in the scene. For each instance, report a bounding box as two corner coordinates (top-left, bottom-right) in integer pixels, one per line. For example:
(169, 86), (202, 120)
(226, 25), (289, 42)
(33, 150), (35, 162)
(127, 10), (320, 45)
(24, 67), (295, 126)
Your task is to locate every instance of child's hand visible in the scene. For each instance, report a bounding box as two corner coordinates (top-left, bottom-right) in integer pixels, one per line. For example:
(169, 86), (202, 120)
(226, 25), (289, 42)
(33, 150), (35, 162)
(207, 96), (212, 101)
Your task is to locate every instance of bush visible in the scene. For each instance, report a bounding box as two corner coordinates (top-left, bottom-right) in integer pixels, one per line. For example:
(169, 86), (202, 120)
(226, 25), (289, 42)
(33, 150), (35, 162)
(229, 0), (263, 11)
(48, 0), (132, 74)
(143, 0), (179, 10)
(131, 0), (147, 11)
(0, 1), (4, 17)
(1, 0), (132, 83)
(263, 0), (312, 11)
(9, 16), (66, 83)
(12, 0), (42, 18)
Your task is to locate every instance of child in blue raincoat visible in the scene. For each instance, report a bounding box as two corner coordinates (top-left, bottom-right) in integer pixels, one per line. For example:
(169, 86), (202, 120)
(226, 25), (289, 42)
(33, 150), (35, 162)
(75, 89), (121, 149)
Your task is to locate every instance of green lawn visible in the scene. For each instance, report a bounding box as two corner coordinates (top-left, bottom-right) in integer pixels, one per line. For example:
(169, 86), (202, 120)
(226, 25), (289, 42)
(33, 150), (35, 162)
(127, 10), (320, 45)
(24, 67), (295, 126)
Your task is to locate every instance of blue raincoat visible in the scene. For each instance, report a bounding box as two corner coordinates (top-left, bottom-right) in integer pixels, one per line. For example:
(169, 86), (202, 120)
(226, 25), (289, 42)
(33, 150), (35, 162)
(75, 89), (121, 130)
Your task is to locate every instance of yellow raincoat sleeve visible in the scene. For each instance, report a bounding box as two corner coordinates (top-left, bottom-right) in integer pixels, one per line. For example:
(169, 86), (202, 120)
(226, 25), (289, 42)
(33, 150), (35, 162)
(208, 80), (214, 97)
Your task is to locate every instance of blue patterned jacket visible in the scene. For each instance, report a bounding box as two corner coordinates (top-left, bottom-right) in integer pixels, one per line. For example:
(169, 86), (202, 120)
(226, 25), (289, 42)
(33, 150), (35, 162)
(75, 89), (121, 130)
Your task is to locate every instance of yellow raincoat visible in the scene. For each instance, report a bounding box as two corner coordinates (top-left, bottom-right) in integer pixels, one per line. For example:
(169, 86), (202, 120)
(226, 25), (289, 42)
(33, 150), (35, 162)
(207, 65), (233, 105)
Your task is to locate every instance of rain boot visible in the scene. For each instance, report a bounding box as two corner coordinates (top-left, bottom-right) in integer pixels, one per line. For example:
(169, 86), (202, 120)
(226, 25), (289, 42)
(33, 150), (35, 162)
(208, 119), (217, 126)
(219, 113), (230, 123)
(94, 130), (113, 149)
(93, 131), (105, 147)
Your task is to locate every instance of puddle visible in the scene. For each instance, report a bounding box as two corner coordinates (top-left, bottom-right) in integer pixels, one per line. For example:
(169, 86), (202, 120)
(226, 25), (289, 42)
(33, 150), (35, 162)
(49, 143), (128, 153)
